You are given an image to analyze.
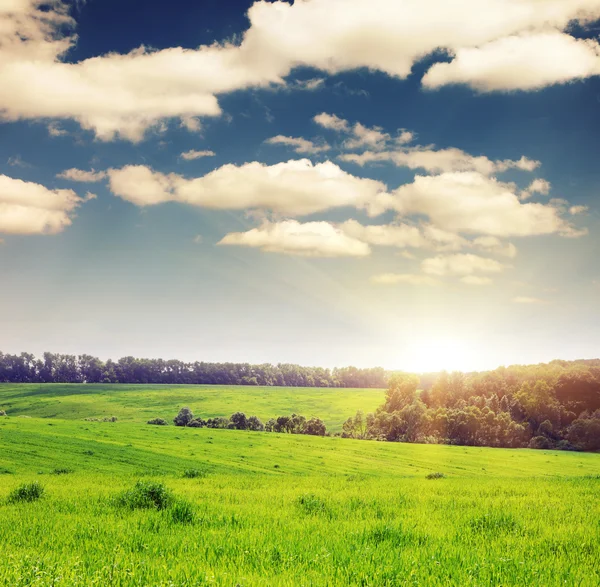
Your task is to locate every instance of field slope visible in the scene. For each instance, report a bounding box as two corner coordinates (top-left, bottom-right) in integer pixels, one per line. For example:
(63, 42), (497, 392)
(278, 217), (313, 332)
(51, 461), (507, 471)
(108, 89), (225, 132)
(1, 412), (600, 586)
(0, 383), (385, 432)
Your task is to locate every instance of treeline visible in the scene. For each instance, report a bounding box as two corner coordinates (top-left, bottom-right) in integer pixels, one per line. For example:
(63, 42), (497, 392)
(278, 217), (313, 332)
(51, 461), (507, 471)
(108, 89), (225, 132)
(158, 407), (328, 436)
(0, 351), (387, 388)
(342, 360), (600, 452)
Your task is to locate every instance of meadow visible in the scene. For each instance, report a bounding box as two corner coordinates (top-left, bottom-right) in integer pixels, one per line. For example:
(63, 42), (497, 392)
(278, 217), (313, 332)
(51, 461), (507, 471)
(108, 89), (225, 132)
(0, 385), (599, 586)
(0, 383), (385, 433)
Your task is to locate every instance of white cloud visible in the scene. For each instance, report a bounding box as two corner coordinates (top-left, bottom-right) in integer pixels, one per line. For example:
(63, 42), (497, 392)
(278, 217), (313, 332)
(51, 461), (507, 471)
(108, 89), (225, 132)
(521, 178), (551, 200)
(265, 135), (330, 154)
(387, 171), (579, 237)
(569, 205), (588, 215)
(371, 273), (440, 286)
(180, 150), (216, 160)
(423, 32), (600, 92)
(218, 219), (370, 258)
(0, 173), (83, 235)
(397, 131), (414, 145)
(472, 236), (518, 258)
(513, 296), (547, 304)
(422, 253), (506, 276)
(107, 159), (389, 217)
(461, 275), (493, 286)
(47, 121), (67, 137)
(313, 113), (351, 133)
(339, 220), (425, 249)
(343, 123), (390, 150)
(340, 146), (539, 175)
(56, 168), (107, 182)
(3, 1), (599, 140)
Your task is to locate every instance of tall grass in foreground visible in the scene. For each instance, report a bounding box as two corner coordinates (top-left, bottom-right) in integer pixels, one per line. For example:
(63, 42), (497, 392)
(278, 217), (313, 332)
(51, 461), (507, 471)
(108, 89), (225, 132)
(1, 473), (599, 586)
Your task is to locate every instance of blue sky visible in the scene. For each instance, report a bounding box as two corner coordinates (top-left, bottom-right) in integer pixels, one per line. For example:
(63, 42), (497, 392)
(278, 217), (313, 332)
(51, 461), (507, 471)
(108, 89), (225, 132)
(1, 0), (599, 372)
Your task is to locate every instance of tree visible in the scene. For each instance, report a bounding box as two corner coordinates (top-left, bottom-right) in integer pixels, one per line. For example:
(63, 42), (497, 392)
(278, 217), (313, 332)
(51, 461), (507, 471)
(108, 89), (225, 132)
(230, 412), (248, 430)
(147, 418), (167, 425)
(304, 418), (326, 436)
(247, 416), (264, 431)
(384, 373), (420, 412)
(173, 407), (194, 427)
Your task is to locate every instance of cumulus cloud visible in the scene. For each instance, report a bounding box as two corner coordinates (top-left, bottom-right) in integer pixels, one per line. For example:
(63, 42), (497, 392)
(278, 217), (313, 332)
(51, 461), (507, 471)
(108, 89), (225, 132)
(387, 171), (579, 237)
(1, 1), (600, 140)
(218, 219), (370, 257)
(0, 173), (83, 234)
(422, 253), (506, 277)
(423, 32), (600, 92)
(56, 168), (107, 182)
(521, 178), (552, 200)
(472, 236), (518, 258)
(0, 0), (600, 141)
(340, 146), (539, 175)
(570, 205), (589, 215)
(371, 273), (440, 286)
(313, 113), (351, 133)
(265, 135), (330, 154)
(180, 150), (216, 160)
(107, 159), (389, 216)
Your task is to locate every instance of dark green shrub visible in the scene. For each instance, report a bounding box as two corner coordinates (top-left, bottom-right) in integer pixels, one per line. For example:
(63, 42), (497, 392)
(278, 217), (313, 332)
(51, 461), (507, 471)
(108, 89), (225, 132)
(0, 410), (6, 416)
(8, 482), (45, 503)
(173, 407), (194, 427)
(247, 415), (264, 431)
(182, 469), (206, 479)
(52, 468), (73, 475)
(426, 472), (445, 479)
(187, 419), (206, 428)
(117, 481), (173, 510)
(147, 418), (168, 426)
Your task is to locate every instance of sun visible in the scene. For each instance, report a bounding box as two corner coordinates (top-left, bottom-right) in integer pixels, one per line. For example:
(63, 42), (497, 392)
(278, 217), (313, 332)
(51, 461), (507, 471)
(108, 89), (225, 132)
(403, 337), (481, 373)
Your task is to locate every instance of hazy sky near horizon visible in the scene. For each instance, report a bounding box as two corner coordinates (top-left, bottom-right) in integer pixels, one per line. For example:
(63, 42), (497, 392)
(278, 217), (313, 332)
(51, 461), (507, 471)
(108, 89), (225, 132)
(1, 0), (600, 372)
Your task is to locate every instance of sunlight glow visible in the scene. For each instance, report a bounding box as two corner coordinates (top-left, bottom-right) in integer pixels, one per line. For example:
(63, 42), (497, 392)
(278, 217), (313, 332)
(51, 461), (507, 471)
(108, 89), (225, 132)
(402, 337), (481, 373)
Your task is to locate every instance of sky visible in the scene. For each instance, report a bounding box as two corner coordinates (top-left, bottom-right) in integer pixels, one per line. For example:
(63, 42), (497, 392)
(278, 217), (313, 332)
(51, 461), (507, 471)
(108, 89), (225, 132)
(1, 0), (600, 373)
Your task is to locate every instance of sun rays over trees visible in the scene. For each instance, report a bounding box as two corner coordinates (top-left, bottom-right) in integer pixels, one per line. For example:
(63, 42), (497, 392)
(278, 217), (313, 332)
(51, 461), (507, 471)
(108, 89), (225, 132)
(347, 361), (600, 451)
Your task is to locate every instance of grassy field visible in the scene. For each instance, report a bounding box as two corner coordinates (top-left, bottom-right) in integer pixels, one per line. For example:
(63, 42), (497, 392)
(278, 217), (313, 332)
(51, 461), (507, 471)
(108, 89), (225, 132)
(1, 412), (600, 586)
(0, 383), (385, 432)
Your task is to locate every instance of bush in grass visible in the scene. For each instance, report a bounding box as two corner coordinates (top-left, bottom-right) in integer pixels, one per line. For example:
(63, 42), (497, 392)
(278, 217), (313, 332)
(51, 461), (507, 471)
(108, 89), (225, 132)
(147, 418), (168, 426)
(247, 415), (264, 431)
(426, 472), (446, 479)
(52, 467), (73, 475)
(117, 481), (173, 510)
(0, 410), (6, 416)
(173, 407), (194, 427)
(182, 469), (206, 479)
(7, 482), (44, 503)
(230, 412), (248, 430)
(188, 419), (206, 428)
(205, 417), (229, 429)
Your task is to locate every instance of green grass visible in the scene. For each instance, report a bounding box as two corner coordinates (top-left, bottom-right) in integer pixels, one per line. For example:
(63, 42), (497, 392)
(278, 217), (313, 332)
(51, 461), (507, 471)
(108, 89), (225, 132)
(1, 414), (600, 586)
(0, 383), (384, 432)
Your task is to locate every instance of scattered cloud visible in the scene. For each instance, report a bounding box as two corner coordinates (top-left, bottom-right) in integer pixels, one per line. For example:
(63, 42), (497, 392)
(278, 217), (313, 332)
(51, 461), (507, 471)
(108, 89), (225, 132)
(472, 236), (517, 258)
(218, 220), (370, 258)
(7, 155), (30, 168)
(265, 135), (330, 154)
(1, 1), (599, 140)
(313, 113), (350, 133)
(570, 205), (589, 215)
(521, 178), (551, 200)
(180, 150), (216, 160)
(47, 122), (67, 137)
(340, 145), (539, 175)
(386, 171), (580, 237)
(422, 253), (506, 277)
(57, 168), (107, 182)
(422, 32), (600, 92)
(0, 173), (84, 235)
(107, 159), (389, 217)
(371, 273), (440, 286)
